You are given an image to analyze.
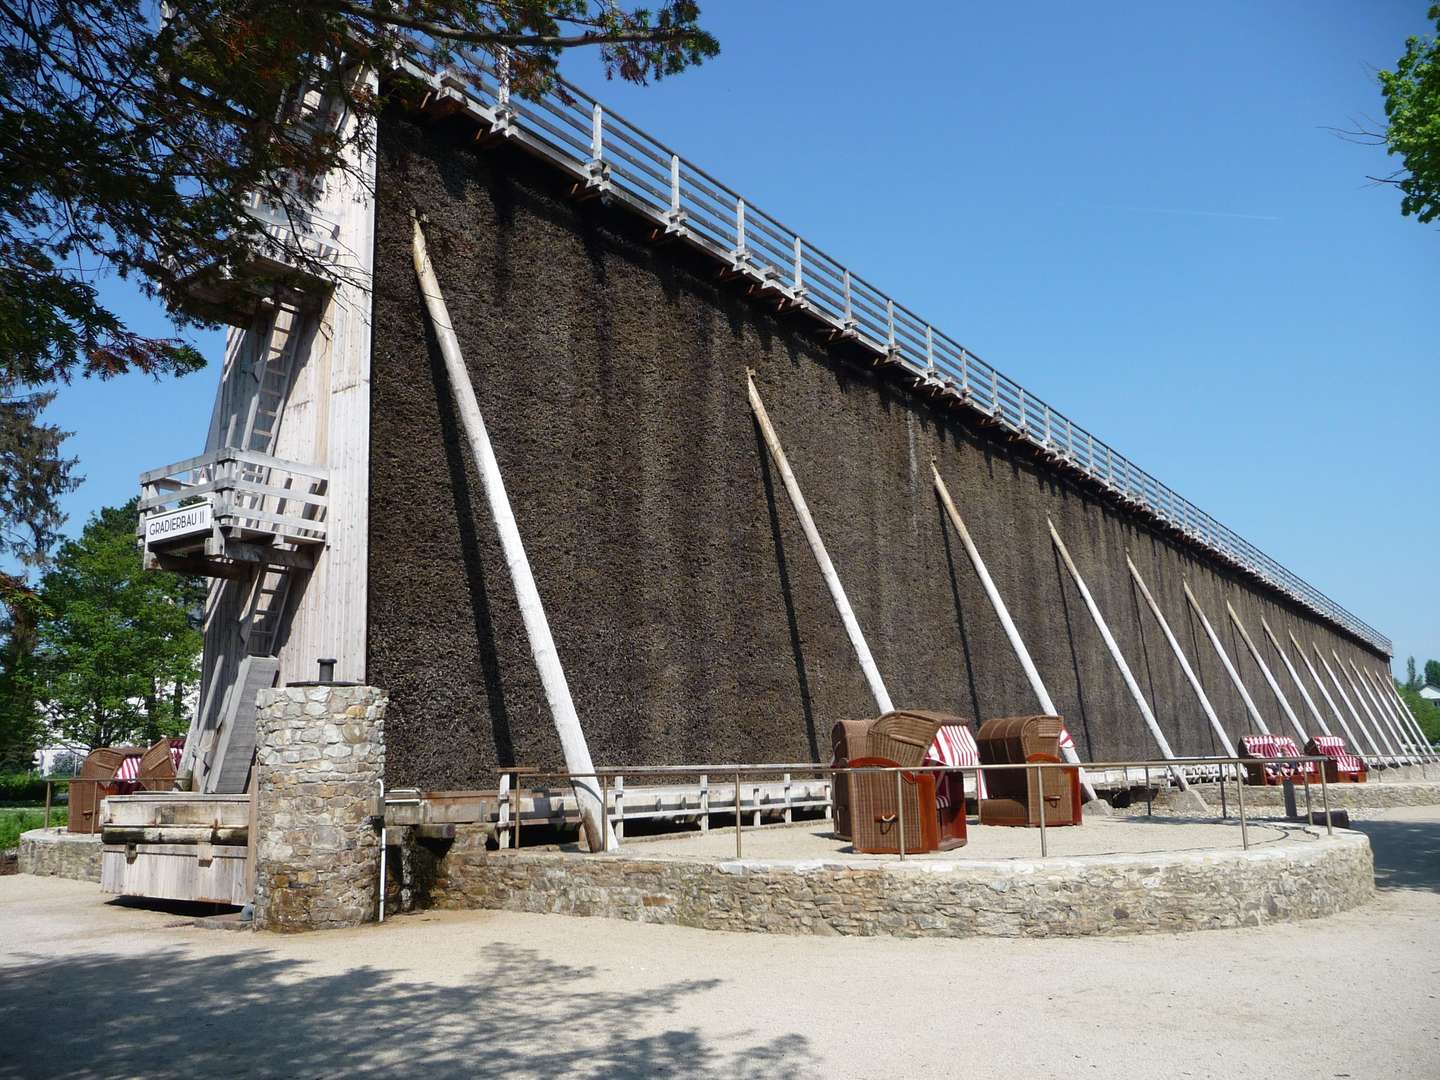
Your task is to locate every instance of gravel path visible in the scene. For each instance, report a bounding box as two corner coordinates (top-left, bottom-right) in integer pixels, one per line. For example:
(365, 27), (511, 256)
(626, 812), (1303, 861)
(1, 808), (1436, 1080)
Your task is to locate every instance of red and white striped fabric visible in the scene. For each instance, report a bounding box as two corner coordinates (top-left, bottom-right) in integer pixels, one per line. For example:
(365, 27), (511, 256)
(1312, 736), (1365, 776)
(114, 753), (142, 781)
(925, 724), (987, 801)
(168, 738), (185, 771)
(1058, 726), (1076, 754)
(1241, 734), (1318, 781)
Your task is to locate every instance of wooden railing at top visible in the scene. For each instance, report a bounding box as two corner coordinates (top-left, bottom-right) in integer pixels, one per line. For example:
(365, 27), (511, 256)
(139, 447), (329, 548)
(377, 43), (1388, 654)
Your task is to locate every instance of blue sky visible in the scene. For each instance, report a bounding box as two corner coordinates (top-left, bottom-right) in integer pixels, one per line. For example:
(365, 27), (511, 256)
(29, 1), (1437, 673)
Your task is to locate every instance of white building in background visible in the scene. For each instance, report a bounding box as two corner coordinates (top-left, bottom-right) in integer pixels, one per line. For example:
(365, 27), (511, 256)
(1420, 683), (1440, 703)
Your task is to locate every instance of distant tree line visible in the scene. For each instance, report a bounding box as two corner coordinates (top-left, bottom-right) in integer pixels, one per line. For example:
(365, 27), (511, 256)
(1397, 656), (1440, 743)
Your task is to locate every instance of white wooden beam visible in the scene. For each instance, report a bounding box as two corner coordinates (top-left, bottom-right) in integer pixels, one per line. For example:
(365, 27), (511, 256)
(1259, 619), (1330, 738)
(1314, 645), (1392, 765)
(412, 214), (614, 852)
(1372, 669), (1438, 762)
(932, 466), (1097, 801)
(1226, 603), (1309, 745)
(1183, 581), (1271, 736)
(1289, 630), (1368, 759)
(1126, 554), (1235, 757)
(1348, 658), (1414, 763)
(1361, 666), (1432, 762)
(748, 372), (894, 715)
(1334, 650), (1402, 763)
(1047, 520), (1189, 790)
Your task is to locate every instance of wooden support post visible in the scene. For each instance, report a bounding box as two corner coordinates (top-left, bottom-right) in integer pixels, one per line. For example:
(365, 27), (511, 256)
(1226, 603), (1309, 745)
(1372, 669), (1438, 762)
(1314, 645), (1390, 764)
(1126, 554), (1235, 757)
(1367, 664), (1434, 763)
(748, 372), (894, 714)
(412, 214), (614, 852)
(1290, 631), (1365, 756)
(1350, 660), (1414, 762)
(1334, 650), (1402, 763)
(699, 773), (709, 832)
(1048, 519), (1189, 791)
(1261, 619), (1330, 736)
(932, 465), (1098, 801)
(1351, 662), (1409, 760)
(1183, 581), (1271, 736)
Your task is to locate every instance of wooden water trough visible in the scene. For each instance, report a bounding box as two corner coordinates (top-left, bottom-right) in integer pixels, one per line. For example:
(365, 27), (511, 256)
(99, 792), (252, 907)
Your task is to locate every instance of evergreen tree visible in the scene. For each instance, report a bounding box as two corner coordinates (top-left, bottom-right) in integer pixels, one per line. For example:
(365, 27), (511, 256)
(25, 500), (204, 749)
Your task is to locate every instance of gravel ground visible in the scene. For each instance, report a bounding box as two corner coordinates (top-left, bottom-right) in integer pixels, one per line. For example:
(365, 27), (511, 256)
(625, 813), (1303, 862)
(1, 807), (1437, 1080)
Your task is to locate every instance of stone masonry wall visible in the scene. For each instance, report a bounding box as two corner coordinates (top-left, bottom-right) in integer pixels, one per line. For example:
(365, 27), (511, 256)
(418, 831), (1373, 938)
(252, 685), (387, 932)
(16, 830), (101, 883)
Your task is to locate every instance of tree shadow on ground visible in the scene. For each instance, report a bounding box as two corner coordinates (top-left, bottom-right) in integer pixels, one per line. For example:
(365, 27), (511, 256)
(0, 940), (818, 1080)
(1349, 816), (1440, 893)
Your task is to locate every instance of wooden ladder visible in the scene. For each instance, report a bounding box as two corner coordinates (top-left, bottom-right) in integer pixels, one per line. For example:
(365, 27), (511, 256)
(237, 302), (308, 658)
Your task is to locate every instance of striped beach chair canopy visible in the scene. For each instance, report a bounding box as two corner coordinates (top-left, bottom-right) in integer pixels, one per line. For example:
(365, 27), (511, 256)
(1312, 735), (1365, 776)
(925, 724), (987, 801)
(114, 752), (143, 782)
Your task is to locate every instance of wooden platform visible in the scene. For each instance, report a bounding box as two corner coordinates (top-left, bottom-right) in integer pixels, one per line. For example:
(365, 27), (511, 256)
(385, 777), (832, 845)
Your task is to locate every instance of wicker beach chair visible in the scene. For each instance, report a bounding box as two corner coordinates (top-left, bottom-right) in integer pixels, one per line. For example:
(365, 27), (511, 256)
(846, 756), (941, 854)
(1305, 736), (1367, 783)
(1239, 734), (1319, 785)
(831, 712), (948, 849)
(976, 716), (1082, 827)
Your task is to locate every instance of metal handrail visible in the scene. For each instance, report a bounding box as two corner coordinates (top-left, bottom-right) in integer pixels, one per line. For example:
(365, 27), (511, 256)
(494, 753), (1345, 858)
(392, 44), (1389, 654)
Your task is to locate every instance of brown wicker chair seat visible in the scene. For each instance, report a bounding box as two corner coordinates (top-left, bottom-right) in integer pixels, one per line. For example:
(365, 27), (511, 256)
(846, 756), (940, 854)
(976, 716), (1082, 827)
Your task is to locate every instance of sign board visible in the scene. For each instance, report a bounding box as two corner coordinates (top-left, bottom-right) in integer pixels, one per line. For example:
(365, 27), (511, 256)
(144, 501), (214, 548)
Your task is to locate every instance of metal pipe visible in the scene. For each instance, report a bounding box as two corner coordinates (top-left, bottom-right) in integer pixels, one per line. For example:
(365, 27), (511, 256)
(735, 770), (743, 859)
(1320, 768), (1332, 836)
(1048, 519), (1189, 791)
(1126, 554), (1235, 756)
(1184, 581), (1271, 736)
(933, 465), (1097, 800)
(1036, 763), (1048, 857)
(748, 372), (893, 714)
(377, 779), (386, 923)
(895, 770), (905, 859)
(1236, 767), (1249, 850)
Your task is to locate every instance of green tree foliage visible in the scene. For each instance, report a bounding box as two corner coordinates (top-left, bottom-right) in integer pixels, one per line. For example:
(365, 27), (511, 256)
(0, 601), (43, 769)
(1396, 682), (1440, 745)
(1405, 655), (1419, 690)
(1425, 659), (1440, 689)
(0, 0), (717, 593)
(24, 500), (204, 750)
(1378, 6), (1440, 223)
